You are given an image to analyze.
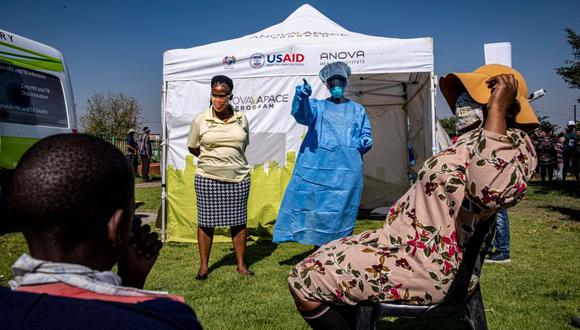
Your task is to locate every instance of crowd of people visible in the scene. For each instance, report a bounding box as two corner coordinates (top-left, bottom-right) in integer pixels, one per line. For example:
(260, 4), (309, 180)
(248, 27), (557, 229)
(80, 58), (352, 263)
(5, 61), (561, 329)
(530, 120), (579, 184)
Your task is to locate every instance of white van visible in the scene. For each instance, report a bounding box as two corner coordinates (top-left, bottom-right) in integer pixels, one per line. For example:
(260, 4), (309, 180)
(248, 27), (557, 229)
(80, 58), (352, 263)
(0, 29), (77, 222)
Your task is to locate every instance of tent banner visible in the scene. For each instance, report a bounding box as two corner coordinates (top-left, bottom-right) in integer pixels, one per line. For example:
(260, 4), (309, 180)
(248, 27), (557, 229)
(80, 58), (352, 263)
(164, 42), (433, 81)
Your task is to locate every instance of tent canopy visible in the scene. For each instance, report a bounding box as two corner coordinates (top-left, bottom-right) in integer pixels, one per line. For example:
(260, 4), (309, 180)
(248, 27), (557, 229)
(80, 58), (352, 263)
(161, 4), (436, 242)
(164, 4), (433, 80)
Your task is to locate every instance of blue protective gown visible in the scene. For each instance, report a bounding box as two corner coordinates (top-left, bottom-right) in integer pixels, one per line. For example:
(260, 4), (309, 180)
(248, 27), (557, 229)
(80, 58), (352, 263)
(273, 91), (372, 246)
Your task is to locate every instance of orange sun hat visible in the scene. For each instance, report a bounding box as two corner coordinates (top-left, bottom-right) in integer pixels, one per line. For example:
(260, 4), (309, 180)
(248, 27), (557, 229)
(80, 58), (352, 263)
(439, 64), (539, 126)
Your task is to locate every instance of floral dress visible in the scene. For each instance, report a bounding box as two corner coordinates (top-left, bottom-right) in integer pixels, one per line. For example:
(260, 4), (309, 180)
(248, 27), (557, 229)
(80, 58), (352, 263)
(288, 128), (537, 305)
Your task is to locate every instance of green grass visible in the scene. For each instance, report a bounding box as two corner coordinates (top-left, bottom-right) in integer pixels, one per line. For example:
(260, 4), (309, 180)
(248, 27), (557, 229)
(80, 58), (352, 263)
(1, 182), (578, 329)
(135, 186), (161, 212)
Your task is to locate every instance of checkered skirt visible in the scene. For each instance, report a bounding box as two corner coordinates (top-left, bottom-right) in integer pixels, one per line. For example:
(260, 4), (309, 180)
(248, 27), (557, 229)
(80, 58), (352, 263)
(194, 175), (250, 228)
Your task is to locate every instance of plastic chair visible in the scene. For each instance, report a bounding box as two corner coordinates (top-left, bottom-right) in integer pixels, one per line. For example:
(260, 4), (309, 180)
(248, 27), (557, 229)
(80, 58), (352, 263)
(355, 215), (496, 330)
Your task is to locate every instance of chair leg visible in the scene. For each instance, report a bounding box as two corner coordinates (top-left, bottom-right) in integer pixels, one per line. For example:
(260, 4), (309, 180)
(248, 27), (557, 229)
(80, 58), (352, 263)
(464, 285), (488, 330)
(355, 305), (376, 330)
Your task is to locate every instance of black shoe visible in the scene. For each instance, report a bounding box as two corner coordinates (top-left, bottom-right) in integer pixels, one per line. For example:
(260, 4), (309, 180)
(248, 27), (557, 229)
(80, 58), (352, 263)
(485, 252), (511, 264)
(195, 273), (208, 280)
(571, 317), (580, 328)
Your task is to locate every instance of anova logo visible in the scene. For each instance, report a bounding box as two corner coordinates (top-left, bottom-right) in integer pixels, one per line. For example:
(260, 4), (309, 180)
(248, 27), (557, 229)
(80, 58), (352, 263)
(231, 94), (290, 111)
(250, 53), (305, 68)
(320, 50), (365, 66)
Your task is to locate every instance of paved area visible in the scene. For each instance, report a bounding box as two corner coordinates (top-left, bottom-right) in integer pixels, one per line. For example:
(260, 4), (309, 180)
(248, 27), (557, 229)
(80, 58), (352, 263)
(135, 211), (158, 226)
(135, 181), (161, 188)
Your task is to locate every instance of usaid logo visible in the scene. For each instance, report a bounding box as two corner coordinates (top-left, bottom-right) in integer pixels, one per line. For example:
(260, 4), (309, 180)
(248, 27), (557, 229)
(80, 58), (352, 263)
(250, 52), (305, 68)
(250, 53), (265, 68)
(266, 53), (304, 64)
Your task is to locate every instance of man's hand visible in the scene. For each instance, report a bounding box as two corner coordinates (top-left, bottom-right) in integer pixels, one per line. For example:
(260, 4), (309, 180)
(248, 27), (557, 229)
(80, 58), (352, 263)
(117, 218), (163, 289)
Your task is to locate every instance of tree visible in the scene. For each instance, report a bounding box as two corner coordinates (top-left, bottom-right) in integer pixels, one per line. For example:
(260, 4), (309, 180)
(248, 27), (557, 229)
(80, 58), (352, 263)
(80, 92), (142, 136)
(556, 27), (580, 89)
(438, 116), (457, 136)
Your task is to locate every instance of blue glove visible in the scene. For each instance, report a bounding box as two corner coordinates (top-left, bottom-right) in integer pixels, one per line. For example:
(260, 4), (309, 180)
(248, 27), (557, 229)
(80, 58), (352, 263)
(359, 136), (372, 153)
(295, 78), (312, 97)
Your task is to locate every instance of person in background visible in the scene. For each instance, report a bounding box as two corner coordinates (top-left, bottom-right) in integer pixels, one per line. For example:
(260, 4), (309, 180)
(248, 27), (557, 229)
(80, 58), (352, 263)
(6, 134), (201, 329)
(273, 61), (373, 249)
(139, 127), (152, 181)
(126, 129), (139, 177)
(187, 75), (253, 280)
(286, 64), (537, 329)
(554, 133), (565, 180)
(562, 120), (579, 182)
(485, 208), (512, 263)
(533, 121), (557, 184)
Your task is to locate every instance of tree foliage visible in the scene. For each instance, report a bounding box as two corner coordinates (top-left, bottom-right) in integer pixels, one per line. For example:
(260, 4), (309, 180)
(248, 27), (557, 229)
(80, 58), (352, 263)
(80, 92), (142, 136)
(556, 27), (580, 89)
(439, 116), (457, 136)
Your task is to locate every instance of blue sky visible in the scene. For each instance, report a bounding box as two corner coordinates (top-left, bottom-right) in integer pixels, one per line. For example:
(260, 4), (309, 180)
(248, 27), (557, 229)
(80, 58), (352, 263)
(2, 0), (579, 132)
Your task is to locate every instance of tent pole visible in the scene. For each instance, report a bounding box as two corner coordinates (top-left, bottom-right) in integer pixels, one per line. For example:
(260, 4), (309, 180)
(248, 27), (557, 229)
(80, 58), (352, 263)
(429, 73), (438, 155)
(160, 81), (168, 243)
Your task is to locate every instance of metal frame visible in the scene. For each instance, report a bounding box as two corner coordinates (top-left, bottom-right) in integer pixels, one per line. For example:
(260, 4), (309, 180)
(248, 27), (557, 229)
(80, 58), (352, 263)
(160, 81), (168, 242)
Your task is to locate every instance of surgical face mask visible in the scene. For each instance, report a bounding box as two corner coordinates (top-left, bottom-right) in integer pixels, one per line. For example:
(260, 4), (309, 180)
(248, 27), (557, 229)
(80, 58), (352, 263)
(327, 76), (347, 99)
(330, 86), (345, 98)
(454, 92), (484, 133)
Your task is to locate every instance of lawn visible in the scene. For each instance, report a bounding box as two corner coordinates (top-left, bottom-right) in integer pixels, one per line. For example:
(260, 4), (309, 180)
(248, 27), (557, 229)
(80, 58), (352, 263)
(1, 182), (578, 329)
(135, 186), (161, 211)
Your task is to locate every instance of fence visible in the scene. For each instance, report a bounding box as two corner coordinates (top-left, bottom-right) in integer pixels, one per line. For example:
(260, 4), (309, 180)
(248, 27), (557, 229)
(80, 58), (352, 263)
(99, 135), (162, 163)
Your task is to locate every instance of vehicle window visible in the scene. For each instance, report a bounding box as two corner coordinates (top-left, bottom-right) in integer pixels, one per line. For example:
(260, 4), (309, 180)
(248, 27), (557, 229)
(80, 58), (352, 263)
(0, 62), (68, 127)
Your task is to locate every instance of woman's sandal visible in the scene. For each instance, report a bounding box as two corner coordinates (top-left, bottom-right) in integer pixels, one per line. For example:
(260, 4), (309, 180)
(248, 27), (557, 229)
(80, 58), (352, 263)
(195, 273), (208, 280)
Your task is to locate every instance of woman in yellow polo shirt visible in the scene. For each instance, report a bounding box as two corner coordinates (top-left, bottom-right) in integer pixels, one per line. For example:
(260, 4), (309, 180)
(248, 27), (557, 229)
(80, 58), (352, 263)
(187, 75), (252, 280)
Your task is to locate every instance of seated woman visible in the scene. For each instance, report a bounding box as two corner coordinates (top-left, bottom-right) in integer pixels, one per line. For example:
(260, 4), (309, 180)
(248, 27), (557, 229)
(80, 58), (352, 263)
(287, 64), (539, 329)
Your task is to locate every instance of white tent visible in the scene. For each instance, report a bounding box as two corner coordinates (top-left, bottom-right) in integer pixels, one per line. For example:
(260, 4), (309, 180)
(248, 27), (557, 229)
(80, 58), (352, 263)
(161, 4), (437, 242)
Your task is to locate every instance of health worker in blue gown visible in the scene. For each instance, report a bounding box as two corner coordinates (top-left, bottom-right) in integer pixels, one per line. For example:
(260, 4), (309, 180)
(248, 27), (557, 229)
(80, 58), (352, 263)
(273, 61), (373, 247)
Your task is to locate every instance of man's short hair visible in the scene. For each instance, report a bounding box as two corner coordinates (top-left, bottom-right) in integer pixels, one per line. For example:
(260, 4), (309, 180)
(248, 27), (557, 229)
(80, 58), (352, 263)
(9, 134), (134, 248)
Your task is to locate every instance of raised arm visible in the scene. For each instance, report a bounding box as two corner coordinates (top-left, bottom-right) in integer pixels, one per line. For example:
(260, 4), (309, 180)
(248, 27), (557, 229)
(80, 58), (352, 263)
(291, 79), (317, 126)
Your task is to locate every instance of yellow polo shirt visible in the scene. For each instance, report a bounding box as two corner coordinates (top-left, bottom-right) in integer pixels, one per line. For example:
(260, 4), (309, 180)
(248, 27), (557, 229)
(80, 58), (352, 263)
(187, 107), (250, 182)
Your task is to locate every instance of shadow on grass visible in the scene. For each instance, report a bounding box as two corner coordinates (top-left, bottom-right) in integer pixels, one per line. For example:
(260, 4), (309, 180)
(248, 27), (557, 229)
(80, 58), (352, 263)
(278, 249), (314, 266)
(540, 205), (580, 222)
(358, 208), (386, 221)
(376, 317), (463, 329)
(135, 175), (161, 184)
(541, 289), (577, 301)
(207, 240), (277, 273)
(528, 181), (580, 197)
